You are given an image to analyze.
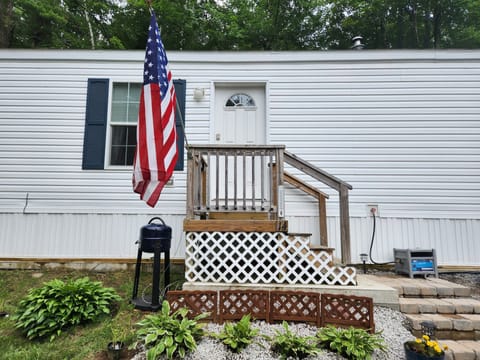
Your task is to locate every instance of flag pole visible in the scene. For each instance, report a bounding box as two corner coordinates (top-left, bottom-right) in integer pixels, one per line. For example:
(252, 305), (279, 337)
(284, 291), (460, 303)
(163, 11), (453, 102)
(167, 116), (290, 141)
(144, 0), (191, 160)
(145, 0), (153, 15)
(175, 101), (192, 160)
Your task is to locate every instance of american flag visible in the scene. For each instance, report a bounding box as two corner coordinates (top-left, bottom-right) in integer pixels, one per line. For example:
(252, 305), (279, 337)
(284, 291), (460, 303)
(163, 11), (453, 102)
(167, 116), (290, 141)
(132, 12), (178, 207)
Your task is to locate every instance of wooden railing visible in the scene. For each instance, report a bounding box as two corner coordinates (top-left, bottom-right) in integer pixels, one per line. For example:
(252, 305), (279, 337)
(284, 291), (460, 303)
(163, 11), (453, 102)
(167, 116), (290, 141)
(283, 151), (353, 264)
(283, 171), (329, 247)
(185, 145), (353, 263)
(186, 145), (284, 220)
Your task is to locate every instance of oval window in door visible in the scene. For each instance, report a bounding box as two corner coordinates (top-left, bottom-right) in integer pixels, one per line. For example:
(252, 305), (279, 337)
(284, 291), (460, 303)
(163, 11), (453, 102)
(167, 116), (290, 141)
(225, 93), (256, 107)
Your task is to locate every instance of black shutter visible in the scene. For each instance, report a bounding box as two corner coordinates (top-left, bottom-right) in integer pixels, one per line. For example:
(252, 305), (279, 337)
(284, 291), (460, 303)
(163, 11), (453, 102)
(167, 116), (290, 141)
(173, 79), (186, 171)
(82, 78), (109, 169)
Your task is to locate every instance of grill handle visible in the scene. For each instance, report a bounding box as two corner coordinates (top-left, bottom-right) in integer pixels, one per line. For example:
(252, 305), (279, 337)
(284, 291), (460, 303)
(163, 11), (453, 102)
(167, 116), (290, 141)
(148, 217), (166, 225)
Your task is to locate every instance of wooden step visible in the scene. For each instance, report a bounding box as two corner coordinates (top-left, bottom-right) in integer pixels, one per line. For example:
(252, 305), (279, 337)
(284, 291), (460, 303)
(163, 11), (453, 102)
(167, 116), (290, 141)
(283, 234), (335, 267)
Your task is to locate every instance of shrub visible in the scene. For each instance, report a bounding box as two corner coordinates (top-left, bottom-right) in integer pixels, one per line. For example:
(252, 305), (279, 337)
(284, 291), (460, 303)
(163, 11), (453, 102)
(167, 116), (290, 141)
(213, 314), (259, 353)
(134, 300), (209, 359)
(271, 321), (319, 360)
(317, 325), (386, 360)
(14, 277), (121, 341)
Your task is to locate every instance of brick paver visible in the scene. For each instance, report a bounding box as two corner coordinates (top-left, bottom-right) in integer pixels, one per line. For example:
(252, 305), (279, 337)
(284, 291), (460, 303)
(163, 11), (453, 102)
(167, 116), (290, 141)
(442, 340), (476, 360)
(389, 274), (479, 360)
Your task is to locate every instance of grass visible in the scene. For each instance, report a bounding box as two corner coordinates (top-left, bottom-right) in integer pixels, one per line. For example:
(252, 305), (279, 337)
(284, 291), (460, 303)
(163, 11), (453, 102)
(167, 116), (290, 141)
(0, 264), (185, 360)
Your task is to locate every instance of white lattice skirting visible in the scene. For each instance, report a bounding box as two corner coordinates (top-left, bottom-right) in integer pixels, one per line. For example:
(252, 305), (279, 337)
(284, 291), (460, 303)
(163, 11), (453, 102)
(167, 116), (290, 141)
(185, 232), (357, 285)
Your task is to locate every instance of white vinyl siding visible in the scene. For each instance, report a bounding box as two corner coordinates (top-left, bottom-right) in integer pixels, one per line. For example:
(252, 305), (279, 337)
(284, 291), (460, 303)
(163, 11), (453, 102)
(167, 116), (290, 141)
(0, 49), (479, 265)
(269, 61), (480, 220)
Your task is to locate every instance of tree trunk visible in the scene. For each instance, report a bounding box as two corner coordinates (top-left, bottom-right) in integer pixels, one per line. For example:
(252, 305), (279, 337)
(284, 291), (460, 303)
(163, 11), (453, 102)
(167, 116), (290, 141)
(84, 7), (95, 50)
(0, 0), (14, 48)
(433, 4), (441, 48)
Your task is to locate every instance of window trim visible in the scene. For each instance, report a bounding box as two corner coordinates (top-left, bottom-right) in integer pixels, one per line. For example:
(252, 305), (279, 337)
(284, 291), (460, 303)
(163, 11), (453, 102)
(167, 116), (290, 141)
(104, 81), (140, 170)
(82, 77), (186, 172)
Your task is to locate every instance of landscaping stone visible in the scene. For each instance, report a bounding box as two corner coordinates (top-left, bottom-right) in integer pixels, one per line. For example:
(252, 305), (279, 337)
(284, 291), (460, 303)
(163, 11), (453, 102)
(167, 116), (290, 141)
(460, 340), (480, 358)
(448, 314), (475, 331)
(441, 340), (476, 360)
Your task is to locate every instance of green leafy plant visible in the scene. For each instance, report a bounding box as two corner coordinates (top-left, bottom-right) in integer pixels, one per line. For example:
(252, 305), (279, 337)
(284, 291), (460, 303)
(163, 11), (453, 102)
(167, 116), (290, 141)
(0, 298), (7, 313)
(109, 321), (129, 345)
(213, 314), (259, 353)
(270, 321), (320, 360)
(13, 277), (121, 341)
(317, 325), (386, 360)
(134, 300), (209, 359)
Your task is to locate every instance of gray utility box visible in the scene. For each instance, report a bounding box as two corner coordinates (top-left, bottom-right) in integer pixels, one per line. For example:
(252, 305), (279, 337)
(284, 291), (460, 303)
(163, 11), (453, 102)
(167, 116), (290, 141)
(394, 248), (438, 278)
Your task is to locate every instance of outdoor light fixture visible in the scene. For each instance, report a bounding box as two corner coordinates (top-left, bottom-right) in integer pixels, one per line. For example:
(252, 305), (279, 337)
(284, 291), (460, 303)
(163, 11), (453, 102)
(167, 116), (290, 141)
(420, 320), (437, 339)
(193, 88), (205, 101)
(360, 253), (368, 274)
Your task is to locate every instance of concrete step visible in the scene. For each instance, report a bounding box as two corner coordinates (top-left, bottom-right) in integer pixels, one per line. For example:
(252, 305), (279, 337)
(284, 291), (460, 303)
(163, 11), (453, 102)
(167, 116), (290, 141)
(400, 297), (480, 314)
(443, 340), (480, 360)
(373, 275), (471, 298)
(380, 274), (480, 358)
(405, 313), (480, 340)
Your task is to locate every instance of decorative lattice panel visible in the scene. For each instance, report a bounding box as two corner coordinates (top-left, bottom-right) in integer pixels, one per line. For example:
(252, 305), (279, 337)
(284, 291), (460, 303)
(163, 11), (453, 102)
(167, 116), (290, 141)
(165, 290), (375, 331)
(185, 231), (356, 285)
(320, 293), (375, 333)
(219, 290), (270, 323)
(166, 291), (217, 322)
(270, 291), (320, 325)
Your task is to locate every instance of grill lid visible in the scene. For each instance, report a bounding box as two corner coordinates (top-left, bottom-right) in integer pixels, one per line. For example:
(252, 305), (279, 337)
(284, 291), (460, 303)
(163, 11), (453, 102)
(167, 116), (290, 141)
(139, 217), (172, 252)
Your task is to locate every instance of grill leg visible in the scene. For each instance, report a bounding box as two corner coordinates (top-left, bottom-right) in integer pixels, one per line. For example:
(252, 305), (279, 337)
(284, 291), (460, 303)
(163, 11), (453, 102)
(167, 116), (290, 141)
(132, 248), (142, 299)
(151, 247), (161, 306)
(164, 250), (170, 295)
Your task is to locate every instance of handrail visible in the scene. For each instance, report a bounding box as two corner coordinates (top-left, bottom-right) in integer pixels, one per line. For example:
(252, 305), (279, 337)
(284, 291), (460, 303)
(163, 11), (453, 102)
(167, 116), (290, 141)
(284, 151), (352, 191)
(283, 171), (329, 247)
(284, 171), (329, 200)
(284, 151), (352, 264)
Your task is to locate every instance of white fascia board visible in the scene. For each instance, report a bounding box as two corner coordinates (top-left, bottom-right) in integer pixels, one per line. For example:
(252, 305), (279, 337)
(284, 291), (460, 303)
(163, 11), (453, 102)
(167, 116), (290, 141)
(3, 49), (480, 63)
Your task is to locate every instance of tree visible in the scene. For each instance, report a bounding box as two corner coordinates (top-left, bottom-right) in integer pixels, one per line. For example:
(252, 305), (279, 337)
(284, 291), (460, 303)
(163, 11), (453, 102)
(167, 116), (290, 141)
(2, 0), (480, 50)
(0, 0), (14, 47)
(7, 0), (120, 49)
(322, 0), (480, 49)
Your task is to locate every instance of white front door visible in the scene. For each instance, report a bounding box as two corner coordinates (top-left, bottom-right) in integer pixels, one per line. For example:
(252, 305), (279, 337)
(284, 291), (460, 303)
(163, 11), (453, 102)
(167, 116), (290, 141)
(212, 85), (267, 207)
(214, 85), (266, 145)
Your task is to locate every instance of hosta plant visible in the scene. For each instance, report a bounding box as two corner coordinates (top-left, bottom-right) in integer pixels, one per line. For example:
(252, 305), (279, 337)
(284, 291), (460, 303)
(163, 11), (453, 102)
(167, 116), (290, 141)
(271, 321), (320, 360)
(317, 325), (386, 360)
(134, 300), (209, 360)
(14, 277), (121, 341)
(213, 314), (259, 353)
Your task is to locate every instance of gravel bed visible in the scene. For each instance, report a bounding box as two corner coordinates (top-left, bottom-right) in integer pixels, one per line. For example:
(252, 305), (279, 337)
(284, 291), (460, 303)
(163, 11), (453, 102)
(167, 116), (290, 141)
(440, 272), (480, 299)
(132, 306), (414, 360)
(132, 271), (480, 359)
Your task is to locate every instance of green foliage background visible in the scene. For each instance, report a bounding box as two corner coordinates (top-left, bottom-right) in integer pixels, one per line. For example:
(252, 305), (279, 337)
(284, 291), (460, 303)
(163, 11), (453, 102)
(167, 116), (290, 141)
(1, 0), (480, 50)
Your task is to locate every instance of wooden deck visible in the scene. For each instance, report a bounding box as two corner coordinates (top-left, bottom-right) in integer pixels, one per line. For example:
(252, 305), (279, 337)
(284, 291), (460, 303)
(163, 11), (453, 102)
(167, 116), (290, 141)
(184, 144), (353, 264)
(183, 219), (289, 232)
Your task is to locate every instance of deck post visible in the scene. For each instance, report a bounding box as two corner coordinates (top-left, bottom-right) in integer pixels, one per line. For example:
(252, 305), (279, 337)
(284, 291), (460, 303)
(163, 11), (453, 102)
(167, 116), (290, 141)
(318, 195), (328, 247)
(339, 184), (351, 264)
(186, 149), (196, 219)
